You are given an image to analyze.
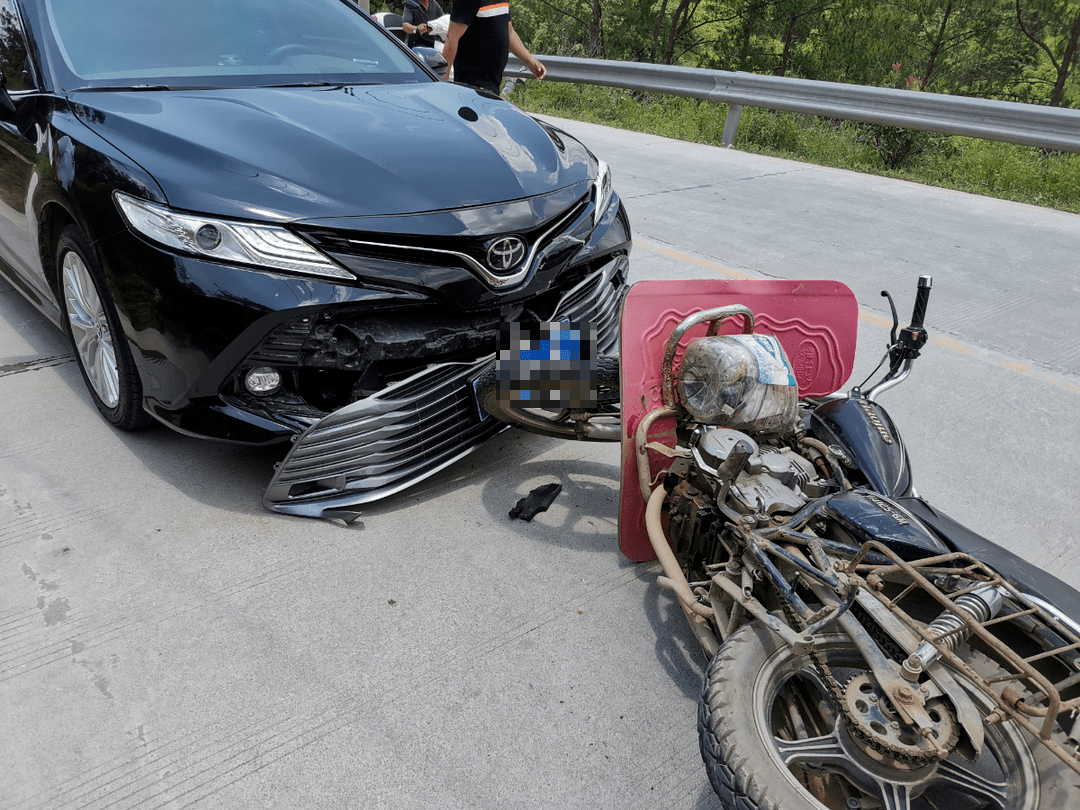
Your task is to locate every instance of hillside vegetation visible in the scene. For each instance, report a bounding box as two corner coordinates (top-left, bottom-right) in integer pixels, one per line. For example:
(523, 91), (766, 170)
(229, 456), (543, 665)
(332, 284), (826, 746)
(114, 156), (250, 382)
(506, 0), (1080, 212)
(510, 81), (1080, 213)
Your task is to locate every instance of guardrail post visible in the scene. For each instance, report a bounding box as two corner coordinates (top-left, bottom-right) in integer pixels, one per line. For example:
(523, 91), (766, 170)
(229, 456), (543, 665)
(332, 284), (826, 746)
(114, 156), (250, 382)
(721, 104), (742, 146)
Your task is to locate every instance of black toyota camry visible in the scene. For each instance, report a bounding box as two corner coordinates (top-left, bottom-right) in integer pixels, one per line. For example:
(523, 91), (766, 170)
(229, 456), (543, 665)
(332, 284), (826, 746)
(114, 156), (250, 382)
(0, 0), (630, 517)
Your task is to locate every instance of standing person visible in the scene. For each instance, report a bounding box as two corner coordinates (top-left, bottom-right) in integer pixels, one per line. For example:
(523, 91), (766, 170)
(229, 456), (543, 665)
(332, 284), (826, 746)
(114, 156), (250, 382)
(402, 0), (443, 49)
(441, 1), (546, 95)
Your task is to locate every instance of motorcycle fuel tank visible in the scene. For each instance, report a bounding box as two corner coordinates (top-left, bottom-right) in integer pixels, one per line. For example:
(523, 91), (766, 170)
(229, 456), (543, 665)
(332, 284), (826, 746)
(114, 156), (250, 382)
(810, 397), (912, 498)
(823, 489), (949, 559)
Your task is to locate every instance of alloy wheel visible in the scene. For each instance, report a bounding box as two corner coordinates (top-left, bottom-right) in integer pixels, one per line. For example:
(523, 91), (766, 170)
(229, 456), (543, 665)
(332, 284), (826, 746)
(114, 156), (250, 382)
(62, 250), (120, 409)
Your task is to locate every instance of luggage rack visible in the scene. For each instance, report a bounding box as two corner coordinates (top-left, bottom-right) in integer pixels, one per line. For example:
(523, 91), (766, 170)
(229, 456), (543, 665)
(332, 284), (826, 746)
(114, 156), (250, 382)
(846, 541), (1080, 774)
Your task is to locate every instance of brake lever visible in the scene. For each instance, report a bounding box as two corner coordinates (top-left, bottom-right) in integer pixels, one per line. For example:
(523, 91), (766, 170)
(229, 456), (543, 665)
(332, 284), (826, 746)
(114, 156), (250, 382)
(881, 289), (899, 347)
(863, 275), (933, 401)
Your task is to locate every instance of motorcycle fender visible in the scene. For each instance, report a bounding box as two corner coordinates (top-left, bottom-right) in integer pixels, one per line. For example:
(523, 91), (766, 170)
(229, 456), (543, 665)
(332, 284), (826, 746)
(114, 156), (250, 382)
(822, 490), (950, 558)
(810, 398), (912, 498)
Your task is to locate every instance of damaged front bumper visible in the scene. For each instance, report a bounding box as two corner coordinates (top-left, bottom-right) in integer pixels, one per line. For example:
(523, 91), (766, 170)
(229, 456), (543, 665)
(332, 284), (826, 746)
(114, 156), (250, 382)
(264, 254), (627, 519)
(263, 356), (504, 520)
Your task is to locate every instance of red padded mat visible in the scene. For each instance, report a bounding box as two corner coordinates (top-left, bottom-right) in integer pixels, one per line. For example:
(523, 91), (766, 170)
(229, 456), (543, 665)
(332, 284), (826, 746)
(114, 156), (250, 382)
(618, 279), (858, 561)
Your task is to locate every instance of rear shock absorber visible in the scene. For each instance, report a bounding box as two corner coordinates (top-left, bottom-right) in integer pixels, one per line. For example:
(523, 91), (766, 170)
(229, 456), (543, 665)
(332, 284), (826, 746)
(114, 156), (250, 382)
(902, 585), (1004, 680)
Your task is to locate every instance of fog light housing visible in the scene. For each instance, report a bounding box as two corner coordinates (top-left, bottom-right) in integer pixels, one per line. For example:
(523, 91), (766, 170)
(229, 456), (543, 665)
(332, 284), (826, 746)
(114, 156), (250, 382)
(245, 366), (282, 396)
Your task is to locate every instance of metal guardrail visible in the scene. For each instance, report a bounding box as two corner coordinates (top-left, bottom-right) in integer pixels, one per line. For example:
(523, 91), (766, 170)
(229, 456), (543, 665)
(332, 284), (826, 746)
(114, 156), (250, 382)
(505, 55), (1080, 153)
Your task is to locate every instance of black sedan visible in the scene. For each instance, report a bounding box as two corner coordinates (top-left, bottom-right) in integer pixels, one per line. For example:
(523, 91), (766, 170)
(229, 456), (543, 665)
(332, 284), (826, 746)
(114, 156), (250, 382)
(0, 0), (630, 518)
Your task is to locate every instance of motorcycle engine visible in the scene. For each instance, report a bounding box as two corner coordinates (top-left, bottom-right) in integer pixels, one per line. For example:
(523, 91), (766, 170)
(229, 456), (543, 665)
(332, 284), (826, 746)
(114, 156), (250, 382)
(664, 422), (835, 579)
(664, 332), (836, 571)
(690, 426), (830, 516)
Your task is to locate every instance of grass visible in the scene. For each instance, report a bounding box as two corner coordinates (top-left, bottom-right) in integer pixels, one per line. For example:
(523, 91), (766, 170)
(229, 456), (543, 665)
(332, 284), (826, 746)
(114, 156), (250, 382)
(510, 81), (1080, 214)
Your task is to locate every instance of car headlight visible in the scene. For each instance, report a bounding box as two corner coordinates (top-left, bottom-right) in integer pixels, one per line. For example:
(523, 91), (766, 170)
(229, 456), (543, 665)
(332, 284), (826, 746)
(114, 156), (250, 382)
(593, 159), (613, 226)
(114, 191), (353, 281)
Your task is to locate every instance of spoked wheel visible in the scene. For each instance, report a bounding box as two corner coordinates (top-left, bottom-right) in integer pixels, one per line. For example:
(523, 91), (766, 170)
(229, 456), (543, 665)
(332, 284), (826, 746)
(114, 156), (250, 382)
(59, 226), (151, 430)
(474, 355), (621, 442)
(698, 623), (1074, 810)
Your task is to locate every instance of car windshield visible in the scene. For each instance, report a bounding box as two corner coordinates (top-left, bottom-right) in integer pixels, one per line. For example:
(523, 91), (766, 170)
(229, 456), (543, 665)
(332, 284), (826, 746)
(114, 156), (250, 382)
(42, 0), (428, 89)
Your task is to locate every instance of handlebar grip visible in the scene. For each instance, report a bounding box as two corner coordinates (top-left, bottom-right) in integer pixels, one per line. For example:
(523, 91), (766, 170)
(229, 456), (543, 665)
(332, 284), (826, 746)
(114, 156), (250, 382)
(910, 275), (932, 329)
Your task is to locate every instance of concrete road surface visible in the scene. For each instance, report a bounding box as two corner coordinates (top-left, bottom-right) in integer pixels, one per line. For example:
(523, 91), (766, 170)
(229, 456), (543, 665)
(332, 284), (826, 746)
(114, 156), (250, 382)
(2, 116), (1078, 809)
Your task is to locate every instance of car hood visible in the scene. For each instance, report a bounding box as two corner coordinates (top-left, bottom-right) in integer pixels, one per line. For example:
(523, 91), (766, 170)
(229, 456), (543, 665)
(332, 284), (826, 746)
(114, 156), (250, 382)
(70, 82), (593, 222)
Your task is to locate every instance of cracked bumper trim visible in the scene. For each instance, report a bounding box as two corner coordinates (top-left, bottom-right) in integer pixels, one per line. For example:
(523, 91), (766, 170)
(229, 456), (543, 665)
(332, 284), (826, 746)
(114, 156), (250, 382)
(263, 356), (505, 518)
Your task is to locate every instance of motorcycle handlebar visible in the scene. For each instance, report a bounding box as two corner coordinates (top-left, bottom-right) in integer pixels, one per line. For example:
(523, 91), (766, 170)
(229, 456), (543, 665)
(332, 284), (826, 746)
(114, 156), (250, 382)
(910, 274), (932, 329)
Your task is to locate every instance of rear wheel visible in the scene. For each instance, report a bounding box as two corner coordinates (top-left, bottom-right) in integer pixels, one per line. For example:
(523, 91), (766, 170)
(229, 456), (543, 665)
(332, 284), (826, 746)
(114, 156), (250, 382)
(698, 622), (1074, 810)
(59, 226), (151, 430)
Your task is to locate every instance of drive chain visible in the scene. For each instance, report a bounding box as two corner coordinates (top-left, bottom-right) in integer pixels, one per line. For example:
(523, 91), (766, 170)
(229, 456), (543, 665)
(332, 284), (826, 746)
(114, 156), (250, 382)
(778, 586), (959, 767)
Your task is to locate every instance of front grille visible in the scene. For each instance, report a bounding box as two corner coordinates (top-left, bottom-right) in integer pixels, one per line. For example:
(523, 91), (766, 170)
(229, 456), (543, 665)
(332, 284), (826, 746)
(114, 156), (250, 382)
(551, 256), (627, 354)
(263, 357), (504, 517)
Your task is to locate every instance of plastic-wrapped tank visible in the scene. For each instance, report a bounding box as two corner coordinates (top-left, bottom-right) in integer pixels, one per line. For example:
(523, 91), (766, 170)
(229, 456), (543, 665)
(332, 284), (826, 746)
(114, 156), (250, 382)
(677, 334), (798, 433)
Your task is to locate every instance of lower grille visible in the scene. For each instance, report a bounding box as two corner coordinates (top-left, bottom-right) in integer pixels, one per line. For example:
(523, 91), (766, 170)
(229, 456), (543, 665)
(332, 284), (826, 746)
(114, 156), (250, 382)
(263, 357), (504, 518)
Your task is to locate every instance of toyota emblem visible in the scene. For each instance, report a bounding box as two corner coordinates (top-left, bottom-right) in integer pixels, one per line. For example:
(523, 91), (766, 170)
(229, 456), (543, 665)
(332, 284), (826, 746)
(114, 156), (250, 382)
(486, 236), (527, 274)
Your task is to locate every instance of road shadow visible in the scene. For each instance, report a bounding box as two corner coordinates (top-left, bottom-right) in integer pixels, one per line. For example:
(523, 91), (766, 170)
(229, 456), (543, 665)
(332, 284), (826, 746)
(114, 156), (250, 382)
(640, 574), (711, 701)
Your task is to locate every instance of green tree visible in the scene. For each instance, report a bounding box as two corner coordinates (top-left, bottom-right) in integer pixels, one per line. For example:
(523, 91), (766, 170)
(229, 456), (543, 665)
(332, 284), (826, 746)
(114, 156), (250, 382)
(1015, 0), (1080, 106)
(512, 0), (607, 58)
(722, 0), (834, 77)
(817, 0), (1029, 96)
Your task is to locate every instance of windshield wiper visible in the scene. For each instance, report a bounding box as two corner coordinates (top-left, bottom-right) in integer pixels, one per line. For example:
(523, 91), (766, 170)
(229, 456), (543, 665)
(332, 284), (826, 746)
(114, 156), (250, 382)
(258, 81), (380, 89)
(70, 84), (179, 92)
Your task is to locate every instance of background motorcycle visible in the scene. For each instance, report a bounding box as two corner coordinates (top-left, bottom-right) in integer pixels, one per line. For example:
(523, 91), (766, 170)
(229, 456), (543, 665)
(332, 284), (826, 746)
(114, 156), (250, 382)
(373, 11), (448, 78)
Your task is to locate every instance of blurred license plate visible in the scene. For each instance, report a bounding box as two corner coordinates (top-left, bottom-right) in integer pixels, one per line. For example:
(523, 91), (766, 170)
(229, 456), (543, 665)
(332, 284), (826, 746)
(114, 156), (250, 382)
(496, 321), (597, 408)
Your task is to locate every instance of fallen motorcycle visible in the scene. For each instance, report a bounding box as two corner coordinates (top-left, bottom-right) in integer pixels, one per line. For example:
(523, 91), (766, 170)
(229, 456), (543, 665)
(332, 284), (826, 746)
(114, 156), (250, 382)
(487, 277), (1080, 808)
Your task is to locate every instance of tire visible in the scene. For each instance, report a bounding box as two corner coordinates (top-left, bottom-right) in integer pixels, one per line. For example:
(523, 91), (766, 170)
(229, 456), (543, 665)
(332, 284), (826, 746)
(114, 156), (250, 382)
(475, 354), (620, 442)
(698, 622), (1074, 810)
(58, 225), (151, 430)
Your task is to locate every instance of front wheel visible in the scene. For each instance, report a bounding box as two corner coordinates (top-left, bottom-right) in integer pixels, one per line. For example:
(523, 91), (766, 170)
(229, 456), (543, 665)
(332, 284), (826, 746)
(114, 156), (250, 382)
(58, 225), (151, 430)
(698, 622), (1074, 810)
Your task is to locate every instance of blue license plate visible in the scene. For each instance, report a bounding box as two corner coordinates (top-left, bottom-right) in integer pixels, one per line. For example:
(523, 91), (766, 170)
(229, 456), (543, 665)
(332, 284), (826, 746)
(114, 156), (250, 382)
(495, 321), (598, 409)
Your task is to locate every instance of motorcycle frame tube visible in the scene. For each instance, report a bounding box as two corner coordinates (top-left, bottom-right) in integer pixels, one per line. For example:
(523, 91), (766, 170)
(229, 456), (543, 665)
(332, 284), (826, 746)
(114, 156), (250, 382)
(645, 484), (720, 658)
(743, 534), (862, 638)
(645, 483), (822, 658)
(848, 541), (1080, 771)
(634, 405), (677, 501)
